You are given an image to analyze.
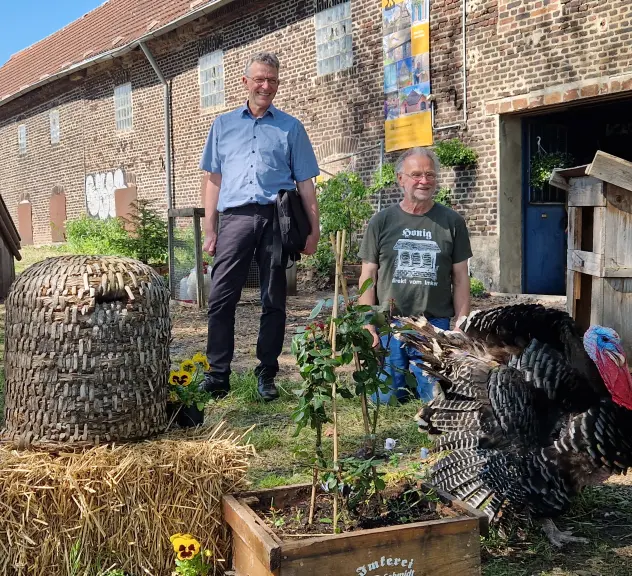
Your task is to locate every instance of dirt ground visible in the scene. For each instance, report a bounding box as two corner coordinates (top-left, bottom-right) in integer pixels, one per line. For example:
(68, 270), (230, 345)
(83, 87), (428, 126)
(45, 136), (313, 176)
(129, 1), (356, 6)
(169, 287), (567, 378)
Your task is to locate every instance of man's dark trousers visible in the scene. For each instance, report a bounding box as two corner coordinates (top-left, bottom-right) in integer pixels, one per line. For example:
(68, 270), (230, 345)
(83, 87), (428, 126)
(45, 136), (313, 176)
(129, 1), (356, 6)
(206, 203), (288, 385)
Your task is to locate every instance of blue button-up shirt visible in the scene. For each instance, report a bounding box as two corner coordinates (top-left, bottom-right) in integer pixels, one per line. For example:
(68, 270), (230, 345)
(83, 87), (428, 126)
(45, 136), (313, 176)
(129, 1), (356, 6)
(199, 103), (320, 212)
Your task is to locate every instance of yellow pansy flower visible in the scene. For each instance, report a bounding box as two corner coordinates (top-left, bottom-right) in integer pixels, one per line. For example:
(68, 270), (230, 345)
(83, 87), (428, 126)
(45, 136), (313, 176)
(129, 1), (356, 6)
(173, 536), (201, 560)
(192, 353), (210, 371)
(169, 370), (191, 387)
(180, 359), (196, 374)
(168, 391), (179, 403)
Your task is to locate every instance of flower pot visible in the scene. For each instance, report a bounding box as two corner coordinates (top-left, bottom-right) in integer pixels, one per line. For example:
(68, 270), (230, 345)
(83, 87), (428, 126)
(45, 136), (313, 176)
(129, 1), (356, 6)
(222, 483), (487, 576)
(177, 404), (205, 427)
(166, 402), (178, 423)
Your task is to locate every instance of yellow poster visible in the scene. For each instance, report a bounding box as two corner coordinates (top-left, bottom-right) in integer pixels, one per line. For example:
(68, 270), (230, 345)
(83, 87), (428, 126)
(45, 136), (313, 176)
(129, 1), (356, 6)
(382, 0), (432, 152)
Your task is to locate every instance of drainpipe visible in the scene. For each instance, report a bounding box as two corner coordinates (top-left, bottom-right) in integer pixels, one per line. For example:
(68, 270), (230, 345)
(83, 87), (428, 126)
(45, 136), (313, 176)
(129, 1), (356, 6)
(139, 41), (175, 297)
(377, 139), (384, 212)
(432, 0), (468, 132)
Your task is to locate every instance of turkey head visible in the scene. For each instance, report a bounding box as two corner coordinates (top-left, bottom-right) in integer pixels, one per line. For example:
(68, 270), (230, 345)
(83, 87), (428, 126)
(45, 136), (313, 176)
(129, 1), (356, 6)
(583, 326), (632, 410)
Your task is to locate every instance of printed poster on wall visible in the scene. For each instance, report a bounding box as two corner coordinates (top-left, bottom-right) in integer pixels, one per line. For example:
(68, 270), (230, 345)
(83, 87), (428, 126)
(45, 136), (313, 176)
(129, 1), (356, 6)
(382, 0), (432, 152)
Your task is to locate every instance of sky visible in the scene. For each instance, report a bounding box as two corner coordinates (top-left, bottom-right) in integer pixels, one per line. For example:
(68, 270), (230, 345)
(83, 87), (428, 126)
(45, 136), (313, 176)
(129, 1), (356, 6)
(0, 0), (105, 67)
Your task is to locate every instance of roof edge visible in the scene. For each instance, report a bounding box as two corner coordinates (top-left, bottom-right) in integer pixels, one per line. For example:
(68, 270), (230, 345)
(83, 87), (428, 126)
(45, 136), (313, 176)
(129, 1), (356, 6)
(0, 0), (237, 110)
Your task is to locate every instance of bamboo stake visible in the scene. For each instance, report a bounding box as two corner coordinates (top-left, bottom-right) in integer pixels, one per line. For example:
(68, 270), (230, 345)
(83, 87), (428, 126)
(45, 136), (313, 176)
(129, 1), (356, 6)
(330, 230), (343, 533)
(332, 236), (372, 452)
(308, 466), (318, 525)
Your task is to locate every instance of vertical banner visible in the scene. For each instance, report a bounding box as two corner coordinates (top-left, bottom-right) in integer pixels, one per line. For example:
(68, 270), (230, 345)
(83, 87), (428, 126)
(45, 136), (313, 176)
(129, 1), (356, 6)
(382, 0), (432, 152)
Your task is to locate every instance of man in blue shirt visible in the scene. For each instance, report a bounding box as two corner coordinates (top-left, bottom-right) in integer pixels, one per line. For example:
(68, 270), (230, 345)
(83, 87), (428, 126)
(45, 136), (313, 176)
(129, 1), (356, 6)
(199, 52), (320, 401)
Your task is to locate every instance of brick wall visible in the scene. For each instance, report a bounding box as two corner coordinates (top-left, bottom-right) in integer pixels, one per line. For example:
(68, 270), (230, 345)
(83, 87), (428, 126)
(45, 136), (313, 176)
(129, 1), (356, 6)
(0, 0), (631, 286)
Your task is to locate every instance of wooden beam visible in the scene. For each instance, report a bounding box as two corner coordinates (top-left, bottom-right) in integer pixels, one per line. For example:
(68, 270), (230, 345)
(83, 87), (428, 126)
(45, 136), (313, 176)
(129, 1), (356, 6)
(549, 169), (570, 191)
(223, 495), (282, 572)
(168, 207), (205, 218)
(567, 249), (603, 277)
(586, 151), (632, 193)
(607, 184), (632, 215)
(603, 267), (632, 278)
(567, 177), (606, 207)
(193, 211), (205, 308)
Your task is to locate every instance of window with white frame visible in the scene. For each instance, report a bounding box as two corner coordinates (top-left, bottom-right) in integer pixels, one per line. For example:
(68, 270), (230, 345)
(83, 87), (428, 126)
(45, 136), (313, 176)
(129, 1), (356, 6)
(315, 1), (353, 76)
(18, 124), (27, 155)
(50, 110), (60, 144)
(114, 82), (133, 131)
(199, 50), (225, 109)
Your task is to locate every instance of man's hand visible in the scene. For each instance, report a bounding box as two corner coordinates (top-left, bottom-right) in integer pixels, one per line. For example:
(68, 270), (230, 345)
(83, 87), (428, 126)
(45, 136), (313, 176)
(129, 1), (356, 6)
(203, 230), (218, 256)
(302, 232), (319, 255)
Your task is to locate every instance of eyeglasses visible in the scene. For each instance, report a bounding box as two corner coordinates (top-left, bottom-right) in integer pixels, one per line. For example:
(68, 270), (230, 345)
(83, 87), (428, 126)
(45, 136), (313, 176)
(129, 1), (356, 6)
(246, 76), (280, 87)
(402, 172), (437, 182)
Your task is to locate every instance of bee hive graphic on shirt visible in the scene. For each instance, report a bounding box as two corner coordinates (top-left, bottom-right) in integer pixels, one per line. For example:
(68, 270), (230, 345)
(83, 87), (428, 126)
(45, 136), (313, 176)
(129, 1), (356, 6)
(392, 228), (440, 285)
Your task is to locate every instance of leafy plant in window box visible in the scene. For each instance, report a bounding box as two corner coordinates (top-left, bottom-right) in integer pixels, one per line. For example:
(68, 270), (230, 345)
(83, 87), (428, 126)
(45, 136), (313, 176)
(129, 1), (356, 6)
(220, 233), (487, 576)
(292, 273), (395, 529)
(434, 138), (478, 168)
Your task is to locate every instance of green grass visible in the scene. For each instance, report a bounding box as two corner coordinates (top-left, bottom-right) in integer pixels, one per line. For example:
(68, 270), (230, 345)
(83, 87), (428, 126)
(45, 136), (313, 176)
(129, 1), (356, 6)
(15, 244), (71, 275)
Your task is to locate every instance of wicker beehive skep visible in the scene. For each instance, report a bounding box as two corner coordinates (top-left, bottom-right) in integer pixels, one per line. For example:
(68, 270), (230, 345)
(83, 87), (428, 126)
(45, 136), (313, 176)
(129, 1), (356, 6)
(2, 255), (172, 447)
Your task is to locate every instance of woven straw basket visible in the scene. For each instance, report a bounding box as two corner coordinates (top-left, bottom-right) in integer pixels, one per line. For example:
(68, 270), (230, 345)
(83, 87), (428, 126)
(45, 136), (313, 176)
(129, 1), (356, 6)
(2, 255), (171, 448)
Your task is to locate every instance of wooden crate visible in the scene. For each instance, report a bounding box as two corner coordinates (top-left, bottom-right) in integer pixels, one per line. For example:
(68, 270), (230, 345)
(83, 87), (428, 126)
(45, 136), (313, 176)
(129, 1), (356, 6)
(551, 151), (632, 362)
(222, 483), (487, 576)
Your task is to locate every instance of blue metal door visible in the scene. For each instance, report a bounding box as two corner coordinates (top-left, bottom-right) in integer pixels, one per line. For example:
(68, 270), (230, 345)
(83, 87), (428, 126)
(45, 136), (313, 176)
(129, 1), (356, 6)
(522, 121), (568, 295)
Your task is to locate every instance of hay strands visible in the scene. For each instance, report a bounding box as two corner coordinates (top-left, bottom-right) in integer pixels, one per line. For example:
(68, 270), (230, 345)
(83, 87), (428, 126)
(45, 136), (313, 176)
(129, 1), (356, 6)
(0, 421), (254, 576)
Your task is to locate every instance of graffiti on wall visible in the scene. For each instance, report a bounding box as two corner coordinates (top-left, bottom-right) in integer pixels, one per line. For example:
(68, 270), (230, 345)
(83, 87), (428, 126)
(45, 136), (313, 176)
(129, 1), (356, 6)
(85, 168), (126, 219)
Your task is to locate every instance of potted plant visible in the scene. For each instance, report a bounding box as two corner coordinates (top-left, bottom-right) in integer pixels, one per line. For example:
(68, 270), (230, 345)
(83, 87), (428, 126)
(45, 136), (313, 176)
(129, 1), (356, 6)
(168, 353), (213, 427)
(434, 138), (478, 169)
(529, 150), (574, 192)
(222, 236), (487, 576)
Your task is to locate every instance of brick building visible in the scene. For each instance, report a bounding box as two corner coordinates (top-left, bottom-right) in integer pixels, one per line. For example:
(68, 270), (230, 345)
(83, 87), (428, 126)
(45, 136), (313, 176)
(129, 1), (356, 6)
(0, 0), (630, 294)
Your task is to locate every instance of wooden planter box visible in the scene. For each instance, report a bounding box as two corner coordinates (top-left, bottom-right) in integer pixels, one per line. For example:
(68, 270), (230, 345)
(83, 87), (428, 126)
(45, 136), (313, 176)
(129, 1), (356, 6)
(551, 151), (632, 363)
(222, 483), (488, 576)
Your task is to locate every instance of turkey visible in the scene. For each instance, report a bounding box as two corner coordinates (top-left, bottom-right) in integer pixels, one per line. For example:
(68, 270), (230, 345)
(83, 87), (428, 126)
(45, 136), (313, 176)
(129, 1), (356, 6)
(393, 304), (632, 547)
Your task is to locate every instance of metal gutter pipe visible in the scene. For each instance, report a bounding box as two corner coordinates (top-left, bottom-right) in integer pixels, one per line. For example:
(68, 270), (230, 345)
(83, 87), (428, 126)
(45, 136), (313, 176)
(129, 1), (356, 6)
(432, 0), (468, 131)
(139, 41), (175, 296)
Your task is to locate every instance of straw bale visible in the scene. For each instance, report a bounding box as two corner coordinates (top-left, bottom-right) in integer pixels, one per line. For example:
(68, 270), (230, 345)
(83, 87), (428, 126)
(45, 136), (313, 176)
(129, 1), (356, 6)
(0, 422), (254, 575)
(2, 255), (171, 447)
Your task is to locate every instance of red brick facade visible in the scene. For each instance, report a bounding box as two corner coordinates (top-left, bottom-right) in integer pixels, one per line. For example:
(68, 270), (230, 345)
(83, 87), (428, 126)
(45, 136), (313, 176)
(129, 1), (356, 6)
(0, 0), (630, 290)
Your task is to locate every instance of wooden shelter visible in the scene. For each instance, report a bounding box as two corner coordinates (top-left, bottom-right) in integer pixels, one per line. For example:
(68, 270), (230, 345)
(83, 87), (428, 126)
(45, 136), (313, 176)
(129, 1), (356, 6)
(0, 194), (21, 300)
(550, 151), (632, 361)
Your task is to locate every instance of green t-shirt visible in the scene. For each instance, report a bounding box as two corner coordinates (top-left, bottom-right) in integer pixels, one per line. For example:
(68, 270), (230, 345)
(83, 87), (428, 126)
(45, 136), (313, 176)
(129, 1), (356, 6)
(358, 202), (473, 318)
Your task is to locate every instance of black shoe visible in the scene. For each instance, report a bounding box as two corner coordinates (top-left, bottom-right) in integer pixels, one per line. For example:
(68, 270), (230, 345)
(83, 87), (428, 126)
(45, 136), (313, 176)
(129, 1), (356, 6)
(257, 373), (279, 402)
(204, 372), (230, 399)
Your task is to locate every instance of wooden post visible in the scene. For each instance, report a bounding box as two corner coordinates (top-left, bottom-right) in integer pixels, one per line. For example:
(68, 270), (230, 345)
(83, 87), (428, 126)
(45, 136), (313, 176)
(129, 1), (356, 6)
(193, 211), (205, 308)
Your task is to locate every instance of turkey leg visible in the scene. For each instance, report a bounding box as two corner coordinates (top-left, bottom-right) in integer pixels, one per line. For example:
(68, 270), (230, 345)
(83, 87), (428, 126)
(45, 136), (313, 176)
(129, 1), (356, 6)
(540, 518), (588, 548)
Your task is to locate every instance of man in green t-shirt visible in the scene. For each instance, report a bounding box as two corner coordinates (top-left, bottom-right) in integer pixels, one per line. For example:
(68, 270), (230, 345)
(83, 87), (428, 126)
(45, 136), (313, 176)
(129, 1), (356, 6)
(358, 146), (473, 403)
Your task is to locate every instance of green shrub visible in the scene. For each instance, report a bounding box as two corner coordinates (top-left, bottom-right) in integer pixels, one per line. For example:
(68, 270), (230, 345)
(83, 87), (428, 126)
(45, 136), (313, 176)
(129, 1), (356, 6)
(368, 162), (397, 194)
(470, 277), (487, 297)
(435, 138), (478, 168)
(116, 199), (168, 265)
(434, 186), (452, 207)
(305, 171), (373, 277)
(66, 215), (131, 256)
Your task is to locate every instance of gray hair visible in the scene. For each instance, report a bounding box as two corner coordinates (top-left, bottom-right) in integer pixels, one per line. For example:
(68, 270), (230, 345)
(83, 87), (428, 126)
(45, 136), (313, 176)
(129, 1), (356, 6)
(244, 52), (280, 76)
(395, 147), (439, 174)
